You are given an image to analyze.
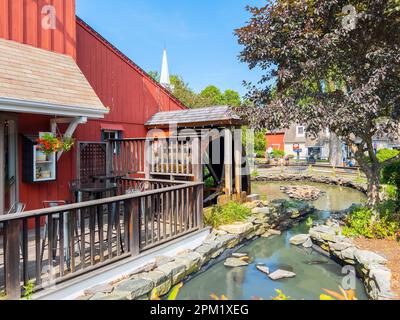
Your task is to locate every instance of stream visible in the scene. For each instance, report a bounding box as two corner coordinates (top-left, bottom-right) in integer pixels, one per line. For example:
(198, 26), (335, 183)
(177, 181), (369, 300)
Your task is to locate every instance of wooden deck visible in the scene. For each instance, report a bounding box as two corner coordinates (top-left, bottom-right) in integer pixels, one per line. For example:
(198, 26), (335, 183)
(0, 213), (186, 292)
(0, 178), (203, 299)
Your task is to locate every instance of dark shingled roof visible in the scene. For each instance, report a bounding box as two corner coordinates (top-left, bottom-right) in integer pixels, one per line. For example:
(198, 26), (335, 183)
(145, 105), (244, 128)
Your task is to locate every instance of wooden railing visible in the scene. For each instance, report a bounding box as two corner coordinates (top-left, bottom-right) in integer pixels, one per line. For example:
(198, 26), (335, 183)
(0, 179), (203, 299)
(109, 136), (201, 181)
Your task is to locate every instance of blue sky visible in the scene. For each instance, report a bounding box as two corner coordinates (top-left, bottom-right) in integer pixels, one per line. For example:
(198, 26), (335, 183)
(76, 0), (266, 97)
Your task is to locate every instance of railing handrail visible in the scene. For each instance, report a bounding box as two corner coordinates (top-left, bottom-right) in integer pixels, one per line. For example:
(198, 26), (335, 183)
(108, 135), (199, 142)
(119, 177), (188, 184)
(0, 181), (203, 223)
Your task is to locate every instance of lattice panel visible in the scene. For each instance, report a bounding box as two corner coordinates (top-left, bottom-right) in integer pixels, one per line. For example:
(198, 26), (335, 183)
(78, 142), (107, 183)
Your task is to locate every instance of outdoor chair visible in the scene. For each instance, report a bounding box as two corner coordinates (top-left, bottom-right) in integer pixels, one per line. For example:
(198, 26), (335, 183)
(7, 202), (26, 215)
(40, 201), (81, 271)
(7, 202), (26, 258)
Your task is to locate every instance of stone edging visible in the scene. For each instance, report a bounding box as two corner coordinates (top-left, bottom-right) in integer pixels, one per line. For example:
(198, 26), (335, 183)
(252, 174), (367, 194)
(78, 199), (315, 300)
(309, 222), (396, 300)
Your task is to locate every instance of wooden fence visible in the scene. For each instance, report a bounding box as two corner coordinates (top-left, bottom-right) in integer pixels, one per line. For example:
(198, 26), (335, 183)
(109, 136), (202, 182)
(0, 178), (203, 299)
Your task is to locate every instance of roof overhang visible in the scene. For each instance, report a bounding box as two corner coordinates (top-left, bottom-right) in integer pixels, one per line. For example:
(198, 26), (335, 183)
(145, 106), (246, 129)
(0, 39), (109, 119)
(0, 97), (108, 119)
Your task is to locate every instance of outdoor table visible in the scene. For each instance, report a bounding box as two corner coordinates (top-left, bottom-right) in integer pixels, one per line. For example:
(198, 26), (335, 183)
(74, 181), (123, 252)
(91, 174), (125, 183)
(75, 181), (118, 199)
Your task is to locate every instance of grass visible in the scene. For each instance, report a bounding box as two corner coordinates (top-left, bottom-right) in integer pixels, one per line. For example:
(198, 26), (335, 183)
(204, 201), (252, 228)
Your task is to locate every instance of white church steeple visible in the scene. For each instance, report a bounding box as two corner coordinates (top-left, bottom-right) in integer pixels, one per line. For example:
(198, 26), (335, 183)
(160, 47), (171, 89)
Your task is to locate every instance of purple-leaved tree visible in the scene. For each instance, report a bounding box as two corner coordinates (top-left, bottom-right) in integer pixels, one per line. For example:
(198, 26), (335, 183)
(235, 0), (400, 209)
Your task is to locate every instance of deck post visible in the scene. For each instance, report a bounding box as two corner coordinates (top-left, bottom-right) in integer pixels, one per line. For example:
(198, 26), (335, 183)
(130, 198), (140, 256)
(106, 141), (113, 175)
(234, 127), (242, 195)
(144, 140), (152, 186)
(191, 136), (204, 227)
(224, 128), (233, 196)
(4, 220), (21, 299)
(191, 136), (202, 182)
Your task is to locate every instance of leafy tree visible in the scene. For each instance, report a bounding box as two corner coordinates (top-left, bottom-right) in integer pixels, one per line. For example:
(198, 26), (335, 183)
(223, 89), (242, 107)
(199, 85), (225, 106)
(148, 71), (242, 108)
(254, 130), (267, 158)
(235, 0), (400, 208)
(169, 75), (199, 108)
(148, 71), (160, 82)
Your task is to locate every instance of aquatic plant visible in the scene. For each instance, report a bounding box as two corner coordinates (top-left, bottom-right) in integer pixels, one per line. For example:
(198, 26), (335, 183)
(150, 283), (183, 301)
(272, 290), (291, 300)
(204, 201), (252, 228)
(320, 287), (357, 300)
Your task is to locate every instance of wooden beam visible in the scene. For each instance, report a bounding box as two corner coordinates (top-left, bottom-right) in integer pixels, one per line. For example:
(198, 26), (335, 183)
(224, 129), (233, 196)
(191, 136), (202, 182)
(5, 220), (21, 299)
(234, 128), (242, 194)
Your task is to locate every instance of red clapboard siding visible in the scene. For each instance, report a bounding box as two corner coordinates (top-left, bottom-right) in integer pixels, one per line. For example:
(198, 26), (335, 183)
(0, 0), (76, 58)
(75, 18), (187, 143)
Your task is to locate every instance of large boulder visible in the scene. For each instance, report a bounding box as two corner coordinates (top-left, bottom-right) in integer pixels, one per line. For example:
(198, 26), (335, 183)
(354, 250), (387, 266)
(289, 234), (310, 245)
(224, 257), (249, 268)
(218, 222), (254, 235)
(114, 278), (154, 300)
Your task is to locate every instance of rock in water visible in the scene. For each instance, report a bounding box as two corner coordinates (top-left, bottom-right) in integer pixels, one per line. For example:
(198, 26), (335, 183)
(289, 234), (310, 245)
(232, 253), (248, 258)
(302, 238), (313, 248)
(256, 264), (270, 275)
(268, 269), (296, 280)
(268, 229), (282, 235)
(280, 185), (324, 201)
(224, 258), (249, 268)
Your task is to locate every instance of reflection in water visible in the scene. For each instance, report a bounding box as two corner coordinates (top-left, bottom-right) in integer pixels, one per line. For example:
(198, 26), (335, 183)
(177, 182), (368, 300)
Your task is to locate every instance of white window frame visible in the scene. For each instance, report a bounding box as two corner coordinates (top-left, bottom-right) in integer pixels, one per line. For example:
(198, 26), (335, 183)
(296, 126), (305, 137)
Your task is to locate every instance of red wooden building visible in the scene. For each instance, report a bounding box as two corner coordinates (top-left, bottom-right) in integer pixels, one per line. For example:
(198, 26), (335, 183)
(0, 0), (186, 213)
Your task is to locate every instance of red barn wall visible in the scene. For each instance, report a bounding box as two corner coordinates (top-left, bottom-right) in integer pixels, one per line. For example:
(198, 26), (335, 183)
(0, 0), (76, 58)
(2, 6), (187, 211)
(0, 0), (77, 211)
(75, 18), (186, 142)
(266, 133), (285, 152)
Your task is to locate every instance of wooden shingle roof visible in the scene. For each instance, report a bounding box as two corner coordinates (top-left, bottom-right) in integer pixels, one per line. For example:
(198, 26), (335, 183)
(145, 105), (243, 128)
(0, 39), (108, 118)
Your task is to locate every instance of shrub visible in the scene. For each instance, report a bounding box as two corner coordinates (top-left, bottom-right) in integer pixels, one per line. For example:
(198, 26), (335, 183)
(272, 149), (285, 158)
(376, 148), (400, 163)
(381, 159), (400, 208)
(204, 201), (252, 228)
(343, 204), (399, 239)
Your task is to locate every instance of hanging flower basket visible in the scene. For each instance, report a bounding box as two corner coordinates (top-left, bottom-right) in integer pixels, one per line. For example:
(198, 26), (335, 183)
(36, 133), (75, 156)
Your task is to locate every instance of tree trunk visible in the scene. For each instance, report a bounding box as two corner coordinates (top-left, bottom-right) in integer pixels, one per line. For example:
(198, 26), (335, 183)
(329, 133), (343, 167)
(365, 165), (381, 209)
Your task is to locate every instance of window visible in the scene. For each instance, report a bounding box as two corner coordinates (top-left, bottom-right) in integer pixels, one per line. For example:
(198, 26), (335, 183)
(325, 128), (330, 138)
(102, 130), (121, 154)
(102, 130), (120, 142)
(296, 126), (305, 137)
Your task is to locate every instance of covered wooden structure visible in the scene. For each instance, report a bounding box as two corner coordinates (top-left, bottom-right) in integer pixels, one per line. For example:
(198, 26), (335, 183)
(143, 105), (250, 205)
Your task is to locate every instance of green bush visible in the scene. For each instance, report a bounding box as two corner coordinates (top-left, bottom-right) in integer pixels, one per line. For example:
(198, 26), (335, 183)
(343, 203), (399, 239)
(381, 159), (400, 207)
(204, 201), (252, 228)
(376, 148), (400, 163)
(271, 149), (285, 158)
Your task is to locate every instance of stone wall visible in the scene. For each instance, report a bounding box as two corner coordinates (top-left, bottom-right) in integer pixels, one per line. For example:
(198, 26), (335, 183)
(253, 174), (367, 194)
(309, 221), (396, 300)
(78, 199), (315, 300)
